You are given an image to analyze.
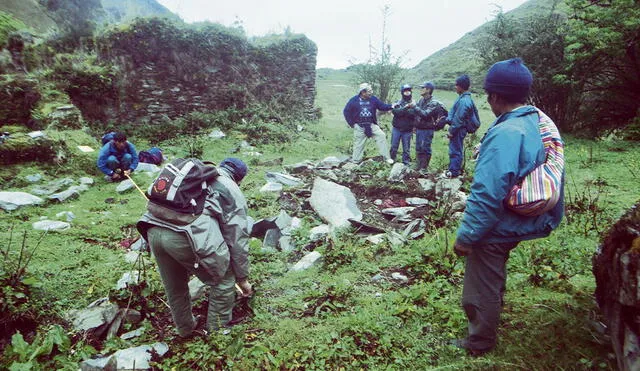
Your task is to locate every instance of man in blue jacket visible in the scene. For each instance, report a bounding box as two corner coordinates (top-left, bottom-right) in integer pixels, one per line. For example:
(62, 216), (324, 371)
(390, 84), (417, 166)
(444, 74), (479, 178)
(343, 83), (394, 164)
(97, 132), (139, 182)
(452, 58), (564, 356)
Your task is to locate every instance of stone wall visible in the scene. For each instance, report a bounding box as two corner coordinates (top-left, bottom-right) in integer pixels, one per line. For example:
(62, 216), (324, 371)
(77, 18), (318, 125)
(593, 202), (640, 371)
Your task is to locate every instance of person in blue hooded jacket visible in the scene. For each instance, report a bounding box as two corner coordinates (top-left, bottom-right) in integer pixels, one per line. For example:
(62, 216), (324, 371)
(343, 83), (394, 164)
(452, 58), (564, 356)
(444, 74), (479, 178)
(97, 132), (139, 182)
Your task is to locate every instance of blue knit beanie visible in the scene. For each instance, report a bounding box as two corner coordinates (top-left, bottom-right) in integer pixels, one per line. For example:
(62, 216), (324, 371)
(220, 157), (248, 183)
(483, 58), (533, 101)
(455, 74), (471, 90)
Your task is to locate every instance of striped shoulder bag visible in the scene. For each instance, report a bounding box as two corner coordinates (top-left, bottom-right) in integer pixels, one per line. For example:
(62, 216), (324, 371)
(505, 108), (564, 216)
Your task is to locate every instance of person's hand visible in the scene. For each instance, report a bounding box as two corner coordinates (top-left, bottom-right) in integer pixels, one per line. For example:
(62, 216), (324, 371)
(123, 169), (131, 177)
(454, 240), (473, 256)
(446, 133), (453, 139)
(111, 173), (122, 181)
(392, 104), (400, 109)
(237, 279), (253, 297)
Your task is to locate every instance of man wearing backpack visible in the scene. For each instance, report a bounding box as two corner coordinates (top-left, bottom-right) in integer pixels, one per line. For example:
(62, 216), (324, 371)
(137, 158), (253, 337)
(97, 132), (139, 182)
(443, 74), (479, 178)
(451, 58), (564, 356)
(413, 81), (448, 173)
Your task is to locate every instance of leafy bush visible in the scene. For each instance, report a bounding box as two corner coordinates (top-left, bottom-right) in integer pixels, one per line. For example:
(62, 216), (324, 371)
(0, 229), (46, 342)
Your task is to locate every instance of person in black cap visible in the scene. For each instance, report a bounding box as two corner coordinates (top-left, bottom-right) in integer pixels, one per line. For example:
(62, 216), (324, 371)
(442, 74), (479, 178)
(414, 81), (448, 173)
(451, 58), (564, 356)
(390, 84), (417, 165)
(137, 157), (253, 337)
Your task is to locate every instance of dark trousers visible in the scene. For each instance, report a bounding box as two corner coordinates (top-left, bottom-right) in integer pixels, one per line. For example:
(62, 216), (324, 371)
(415, 129), (434, 157)
(448, 130), (466, 176)
(390, 128), (412, 165)
(462, 241), (519, 351)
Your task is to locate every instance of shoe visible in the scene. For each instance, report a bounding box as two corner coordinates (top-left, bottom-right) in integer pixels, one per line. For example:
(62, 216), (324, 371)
(450, 338), (492, 357)
(386, 158), (394, 165)
(443, 171), (458, 179)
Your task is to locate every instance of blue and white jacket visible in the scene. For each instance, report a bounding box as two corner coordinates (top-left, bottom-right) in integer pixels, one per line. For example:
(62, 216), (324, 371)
(343, 95), (393, 127)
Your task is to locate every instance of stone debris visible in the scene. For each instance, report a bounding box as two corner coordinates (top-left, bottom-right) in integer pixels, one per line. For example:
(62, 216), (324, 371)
(0, 191), (44, 210)
(290, 251), (322, 271)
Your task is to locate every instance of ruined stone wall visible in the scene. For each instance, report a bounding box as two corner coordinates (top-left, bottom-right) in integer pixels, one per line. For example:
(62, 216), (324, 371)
(81, 18), (318, 125)
(593, 202), (640, 371)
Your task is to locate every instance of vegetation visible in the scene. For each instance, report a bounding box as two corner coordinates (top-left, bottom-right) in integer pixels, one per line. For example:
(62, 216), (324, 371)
(0, 0), (637, 368)
(0, 70), (636, 369)
(562, 0), (640, 137)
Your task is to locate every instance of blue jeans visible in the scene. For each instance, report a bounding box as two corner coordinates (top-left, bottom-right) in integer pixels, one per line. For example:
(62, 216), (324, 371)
(415, 129), (435, 157)
(448, 129), (466, 176)
(106, 153), (133, 172)
(390, 128), (412, 165)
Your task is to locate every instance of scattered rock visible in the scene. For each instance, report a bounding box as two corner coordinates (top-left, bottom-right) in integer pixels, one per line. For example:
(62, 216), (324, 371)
(290, 251), (322, 271)
(25, 173), (42, 183)
(265, 172), (303, 187)
(116, 179), (134, 193)
(56, 211), (76, 222)
(388, 163), (410, 182)
(309, 178), (362, 229)
(33, 220), (70, 231)
(309, 224), (330, 241)
(0, 191), (44, 210)
(260, 182), (283, 193)
(391, 272), (409, 283)
(67, 297), (119, 332)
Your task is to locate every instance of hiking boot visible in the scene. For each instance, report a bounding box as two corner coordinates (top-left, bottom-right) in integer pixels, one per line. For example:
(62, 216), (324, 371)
(450, 338), (492, 357)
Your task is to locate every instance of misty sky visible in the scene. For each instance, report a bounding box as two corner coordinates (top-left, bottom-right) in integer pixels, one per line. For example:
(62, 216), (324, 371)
(155, 0), (529, 69)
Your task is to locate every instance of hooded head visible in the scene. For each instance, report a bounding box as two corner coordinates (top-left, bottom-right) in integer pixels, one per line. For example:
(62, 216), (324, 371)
(483, 58), (533, 103)
(400, 84), (412, 99)
(220, 157), (248, 184)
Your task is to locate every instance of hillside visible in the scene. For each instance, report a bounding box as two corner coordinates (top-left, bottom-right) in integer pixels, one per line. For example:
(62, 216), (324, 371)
(408, 0), (566, 88)
(0, 0), (177, 33)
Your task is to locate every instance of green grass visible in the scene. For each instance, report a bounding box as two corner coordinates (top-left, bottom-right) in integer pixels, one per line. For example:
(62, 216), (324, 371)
(1, 69), (635, 369)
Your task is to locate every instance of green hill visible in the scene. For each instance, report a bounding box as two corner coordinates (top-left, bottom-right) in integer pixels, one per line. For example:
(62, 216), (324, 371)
(0, 0), (178, 34)
(407, 0), (566, 89)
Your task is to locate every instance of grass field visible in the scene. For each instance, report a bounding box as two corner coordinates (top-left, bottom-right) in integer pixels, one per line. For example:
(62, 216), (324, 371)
(1, 69), (638, 369)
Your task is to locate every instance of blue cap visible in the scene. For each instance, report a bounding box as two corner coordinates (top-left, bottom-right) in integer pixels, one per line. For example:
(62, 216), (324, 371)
(400, 84), (412, 92)
(420, 81), (435, 91)
(220, 157), (248, 183)
(483, 58), (533, 101)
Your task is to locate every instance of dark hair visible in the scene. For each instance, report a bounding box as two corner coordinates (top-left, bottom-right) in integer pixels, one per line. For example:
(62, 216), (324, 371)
(486, 91), (528, 105)
(113, 132), (127, 142)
